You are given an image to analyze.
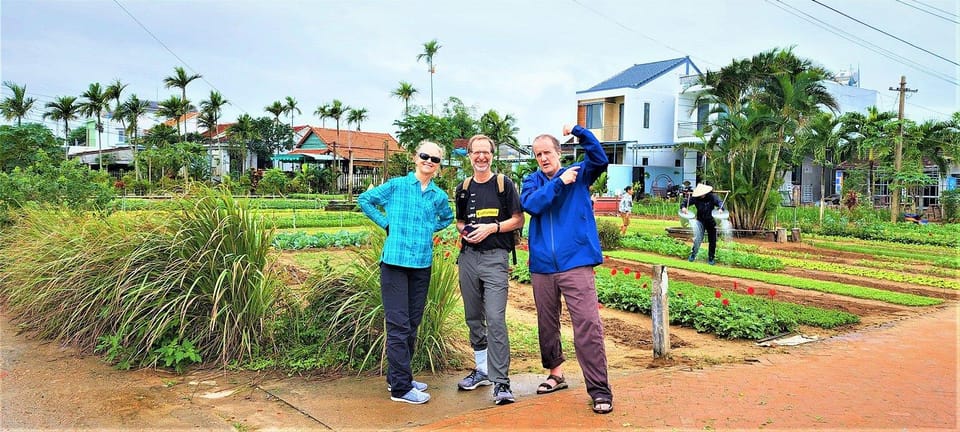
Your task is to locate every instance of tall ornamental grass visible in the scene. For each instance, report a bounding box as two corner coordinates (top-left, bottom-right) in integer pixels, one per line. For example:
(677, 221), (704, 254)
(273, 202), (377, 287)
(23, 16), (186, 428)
(302, 224), (462, 374)
(0, 189), (281, 369)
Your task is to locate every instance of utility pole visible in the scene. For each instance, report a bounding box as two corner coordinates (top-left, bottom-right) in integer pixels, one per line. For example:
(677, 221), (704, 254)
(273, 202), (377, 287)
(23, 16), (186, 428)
(888, 76), (917, 223)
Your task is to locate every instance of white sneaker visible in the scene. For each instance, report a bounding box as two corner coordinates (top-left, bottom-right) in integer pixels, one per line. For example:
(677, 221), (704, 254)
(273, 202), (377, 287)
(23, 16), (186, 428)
(387, 380), (428, 392)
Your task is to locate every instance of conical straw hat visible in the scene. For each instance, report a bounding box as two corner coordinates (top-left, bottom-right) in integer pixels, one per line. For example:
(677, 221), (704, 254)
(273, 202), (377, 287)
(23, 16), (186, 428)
(692, 184), (713, 198)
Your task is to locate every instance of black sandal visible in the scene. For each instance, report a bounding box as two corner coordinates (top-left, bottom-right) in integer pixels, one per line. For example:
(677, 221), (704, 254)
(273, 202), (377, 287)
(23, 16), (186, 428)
(592, 397), (613, 414)
(536, 374), (568, 394)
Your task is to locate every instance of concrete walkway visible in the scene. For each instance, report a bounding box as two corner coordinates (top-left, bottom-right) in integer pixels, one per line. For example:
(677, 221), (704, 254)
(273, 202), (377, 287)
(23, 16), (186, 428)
(418, 304), (958, 431)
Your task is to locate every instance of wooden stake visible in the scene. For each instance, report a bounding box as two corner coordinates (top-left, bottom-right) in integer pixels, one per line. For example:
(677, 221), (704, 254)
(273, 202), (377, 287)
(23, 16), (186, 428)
(652, 265), (671, 358)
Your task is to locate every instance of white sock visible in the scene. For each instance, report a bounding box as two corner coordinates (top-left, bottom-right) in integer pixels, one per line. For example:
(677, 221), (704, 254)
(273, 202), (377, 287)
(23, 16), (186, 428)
(474, 349), (488, 375)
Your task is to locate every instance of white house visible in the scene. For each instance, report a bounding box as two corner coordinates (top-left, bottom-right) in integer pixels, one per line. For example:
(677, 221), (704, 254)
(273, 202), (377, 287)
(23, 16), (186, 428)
(575, 57), (887, 206)
(574, 57), (703, 197)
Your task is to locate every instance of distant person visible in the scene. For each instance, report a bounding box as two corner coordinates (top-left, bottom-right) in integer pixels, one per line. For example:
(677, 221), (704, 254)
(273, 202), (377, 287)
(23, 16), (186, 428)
(618, 185), (634, 235)
(681, 183), (724, 265)
(521, 123), (614, 415)
(357, 141), (454, 405)
(454, 134), (524, 405)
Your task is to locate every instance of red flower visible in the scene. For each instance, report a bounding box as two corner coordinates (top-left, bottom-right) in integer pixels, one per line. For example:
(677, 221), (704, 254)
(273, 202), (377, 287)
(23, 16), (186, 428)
(714, 290), (722, 298)
(634, 272), (641, 280)
(696, 301), (703, 307)
(604, 255), (610, 261)
(444, 251), (450, 258)
(768, 289), (777, 297)
(623, 268), (631, 275)
(747, 287), (755, 295)
(722, 298), (730, 306)
(610, 269), (617, 276)
(592, 269), (596, 275)
(733, 281), (738, 289)
(433, 237), (440, 245)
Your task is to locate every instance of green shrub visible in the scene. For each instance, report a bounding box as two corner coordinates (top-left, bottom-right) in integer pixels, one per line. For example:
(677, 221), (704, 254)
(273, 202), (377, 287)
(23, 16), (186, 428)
(257, 168), (288, 195)
(597, 219), (621, 250)
(941, 188), (960, 223)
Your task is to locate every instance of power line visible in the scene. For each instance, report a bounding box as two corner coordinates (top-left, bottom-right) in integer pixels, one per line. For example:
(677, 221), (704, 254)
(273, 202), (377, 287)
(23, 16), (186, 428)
(768, 0), (957, 86)
(568, 0), (721, 70)
(110, 0), (249, 115)
(906, 0), (960, 19)
(895, 0), (959, 24)
(811, 0), (959, 67)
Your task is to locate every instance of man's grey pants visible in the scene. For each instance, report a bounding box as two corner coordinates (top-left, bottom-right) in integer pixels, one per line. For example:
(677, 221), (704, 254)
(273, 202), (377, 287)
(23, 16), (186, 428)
(457, 247), (511, 385)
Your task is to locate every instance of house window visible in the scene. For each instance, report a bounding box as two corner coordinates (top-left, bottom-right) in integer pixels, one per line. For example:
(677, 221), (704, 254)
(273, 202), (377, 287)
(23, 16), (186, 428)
(116, 128), (125, 144)
(642, 157), (649, 166)
(697, 104), (709, 130)
(643, 103), (651, 129)
(675, 159), (682, 168)
(585, 104), (603, 129)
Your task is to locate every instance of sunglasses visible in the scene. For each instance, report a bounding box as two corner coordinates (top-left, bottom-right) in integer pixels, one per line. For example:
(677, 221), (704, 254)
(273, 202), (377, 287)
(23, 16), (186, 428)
(418, 153), (442, 164)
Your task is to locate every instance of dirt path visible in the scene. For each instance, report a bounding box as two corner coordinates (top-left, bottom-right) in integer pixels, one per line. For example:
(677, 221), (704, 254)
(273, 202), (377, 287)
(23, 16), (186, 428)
(2, 239), (957, 431)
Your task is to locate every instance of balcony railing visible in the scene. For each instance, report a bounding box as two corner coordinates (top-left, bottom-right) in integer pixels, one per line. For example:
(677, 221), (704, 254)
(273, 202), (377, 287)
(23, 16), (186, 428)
(677, 121), (708, 138)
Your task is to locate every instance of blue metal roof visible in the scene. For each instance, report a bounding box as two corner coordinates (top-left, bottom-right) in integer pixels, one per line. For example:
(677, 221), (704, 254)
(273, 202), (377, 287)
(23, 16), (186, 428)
(578, 57), (701, 93)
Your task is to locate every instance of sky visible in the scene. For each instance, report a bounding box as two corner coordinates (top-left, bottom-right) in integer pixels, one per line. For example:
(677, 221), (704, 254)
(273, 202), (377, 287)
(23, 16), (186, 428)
(2, 0), (958, 146)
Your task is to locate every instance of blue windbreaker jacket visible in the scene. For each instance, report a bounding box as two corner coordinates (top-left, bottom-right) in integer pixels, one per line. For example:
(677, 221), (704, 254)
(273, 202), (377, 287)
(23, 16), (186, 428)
(520, 125), (609, 274)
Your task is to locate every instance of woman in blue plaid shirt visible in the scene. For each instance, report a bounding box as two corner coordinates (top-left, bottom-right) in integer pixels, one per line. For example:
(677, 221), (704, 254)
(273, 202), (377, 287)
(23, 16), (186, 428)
(358, 141), (454, 405)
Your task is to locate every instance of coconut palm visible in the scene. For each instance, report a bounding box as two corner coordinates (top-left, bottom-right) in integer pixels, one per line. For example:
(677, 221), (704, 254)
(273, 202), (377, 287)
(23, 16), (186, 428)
(416, 39), (441, 115)
(164, 66), (202, 103)
(391, 81), (418, 116)
(43, 96), (80, 142)
(200, 91), (229, 178)
(1, 81), (37, 126)
(119, 95), (151, 179)
(79, 82), (109, 170)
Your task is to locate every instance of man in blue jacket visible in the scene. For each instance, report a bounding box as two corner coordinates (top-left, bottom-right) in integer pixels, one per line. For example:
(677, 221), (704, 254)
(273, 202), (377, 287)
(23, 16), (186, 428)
(520, 124), (613, 415)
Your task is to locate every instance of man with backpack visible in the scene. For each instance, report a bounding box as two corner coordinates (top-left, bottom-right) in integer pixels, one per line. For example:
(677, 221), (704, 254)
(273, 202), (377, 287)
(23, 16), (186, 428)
(454, 134), (524, 406)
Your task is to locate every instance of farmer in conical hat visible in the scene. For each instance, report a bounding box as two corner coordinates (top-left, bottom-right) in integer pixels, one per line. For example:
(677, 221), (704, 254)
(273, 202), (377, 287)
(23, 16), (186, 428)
(681, 183), (725, 265)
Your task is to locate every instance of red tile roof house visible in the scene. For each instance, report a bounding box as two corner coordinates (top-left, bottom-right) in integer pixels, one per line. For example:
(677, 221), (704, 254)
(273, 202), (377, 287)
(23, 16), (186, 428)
(274, 126), (405, 193)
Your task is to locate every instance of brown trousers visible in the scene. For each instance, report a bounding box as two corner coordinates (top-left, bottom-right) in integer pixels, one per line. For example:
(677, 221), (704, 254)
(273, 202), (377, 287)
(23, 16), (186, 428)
(531, 266), (613, 401)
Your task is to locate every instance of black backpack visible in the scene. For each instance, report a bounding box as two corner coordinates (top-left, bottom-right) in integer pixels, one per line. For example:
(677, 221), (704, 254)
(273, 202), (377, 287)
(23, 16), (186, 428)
(457, 174), (521, 265)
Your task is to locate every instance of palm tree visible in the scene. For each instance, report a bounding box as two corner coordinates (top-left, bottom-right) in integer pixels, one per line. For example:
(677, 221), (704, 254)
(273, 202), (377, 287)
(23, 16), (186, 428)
(79, 82), (109, 170)
(119, 94), (151, 179)
(265, 101), (284, 125)
(391, 81), (418, 116)
(796, 112), (845, 223)
(283, 96), (301, 143)
(200, 91), (229, 178)
(163, 66), (202, 103)
(1, 81), (37, 126)
(43, 96), (80, 142)
(105, 79), (128, 146)
(416, 39), (441, 115)
(314, 103), (331, 128)
(479, 110), (520, 167)
(347, 107), (368, 131)
(227, 114), (258, 174)
(322, 100), (349, 195)
(840, 107), (897, 202)
(157, 95), (191, 141)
